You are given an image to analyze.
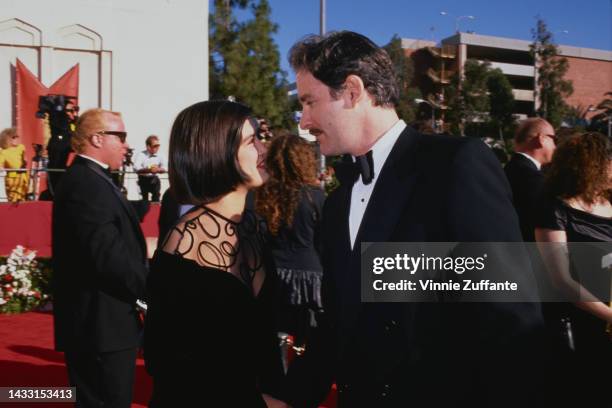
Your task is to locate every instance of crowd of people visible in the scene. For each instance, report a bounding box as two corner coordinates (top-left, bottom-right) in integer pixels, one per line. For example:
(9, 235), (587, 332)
(44, 30), (611, 408)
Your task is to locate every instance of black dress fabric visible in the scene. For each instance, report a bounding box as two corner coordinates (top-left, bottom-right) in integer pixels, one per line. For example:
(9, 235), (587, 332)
(144, 208), (284, 407)
(537, 197), (612, 403)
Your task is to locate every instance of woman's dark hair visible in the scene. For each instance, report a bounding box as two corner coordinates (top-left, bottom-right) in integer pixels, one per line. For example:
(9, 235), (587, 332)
(169, 100), (254, 204)
(255, 133), (319, 235)
(544, 132), (612, 204)
(289, 31), (399, 108)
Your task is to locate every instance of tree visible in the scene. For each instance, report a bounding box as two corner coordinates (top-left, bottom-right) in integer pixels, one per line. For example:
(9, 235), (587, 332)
(588, 91), (612, 136)
(487, 68), (515, 139)
(530, 18), (574, 127)
(446, 60), (491, 135)
(445, 61), (515, 138)
(209, 0), (245, 99)
(383, 35), (421, 124)
(209, 0), (292, 128)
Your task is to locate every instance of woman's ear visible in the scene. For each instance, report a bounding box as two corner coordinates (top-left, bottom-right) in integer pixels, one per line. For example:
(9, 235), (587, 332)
(343, 74), (366, 107)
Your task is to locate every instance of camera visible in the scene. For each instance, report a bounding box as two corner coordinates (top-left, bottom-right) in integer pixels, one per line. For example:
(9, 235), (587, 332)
(36, 94), (78, 119)
(124, 148), (134, 167)
(38, 94), (79, 196)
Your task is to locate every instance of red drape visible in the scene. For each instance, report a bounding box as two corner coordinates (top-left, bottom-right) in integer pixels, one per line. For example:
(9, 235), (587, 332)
(15, 60), (79, 165)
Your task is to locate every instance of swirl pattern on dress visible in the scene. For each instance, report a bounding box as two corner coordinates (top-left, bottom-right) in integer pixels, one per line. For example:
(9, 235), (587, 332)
(168, 206), (267, 293)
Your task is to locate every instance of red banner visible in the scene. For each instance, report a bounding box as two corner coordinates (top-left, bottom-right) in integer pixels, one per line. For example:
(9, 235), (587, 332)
(15, 60), (79, 165)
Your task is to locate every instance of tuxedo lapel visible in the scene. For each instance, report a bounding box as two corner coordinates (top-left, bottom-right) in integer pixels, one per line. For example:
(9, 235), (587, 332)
(333, 159), (357, 255)
(330, 128), (422, 340)
(77, 157), (147, 256)
(355, 127), (421, 246)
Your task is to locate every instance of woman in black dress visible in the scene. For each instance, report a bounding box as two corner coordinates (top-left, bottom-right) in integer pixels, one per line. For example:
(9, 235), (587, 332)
(255, 133), (325, 350)
(535, 132), (612, 404)
(144, 101), (286, 407)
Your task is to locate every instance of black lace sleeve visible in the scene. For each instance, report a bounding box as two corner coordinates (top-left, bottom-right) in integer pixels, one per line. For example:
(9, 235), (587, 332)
(165, 206), (268, 295)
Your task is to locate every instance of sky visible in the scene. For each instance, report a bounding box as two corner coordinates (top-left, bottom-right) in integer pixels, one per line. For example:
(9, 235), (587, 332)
(230, 0), (612, 82)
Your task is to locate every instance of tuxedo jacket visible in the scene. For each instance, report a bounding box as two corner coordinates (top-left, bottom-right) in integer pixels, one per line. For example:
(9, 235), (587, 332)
(287, 127), (545, 407)
(504, 153), (544, 242)
(52, 156), (148, 353)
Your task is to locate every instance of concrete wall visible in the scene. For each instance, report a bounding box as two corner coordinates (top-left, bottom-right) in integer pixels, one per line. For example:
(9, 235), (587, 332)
(0, 0), (209, 199)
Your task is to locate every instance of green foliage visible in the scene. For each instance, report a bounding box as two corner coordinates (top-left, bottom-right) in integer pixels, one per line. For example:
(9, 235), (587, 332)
(209, 0), (293, 128)
(588, 92), (612, 135)
(487, 68), (516, 137)
(446, 61), (516, 139)
(530, 18), (574, 128)
(383, 35), (421, 123)
(446, 60), (490, 135)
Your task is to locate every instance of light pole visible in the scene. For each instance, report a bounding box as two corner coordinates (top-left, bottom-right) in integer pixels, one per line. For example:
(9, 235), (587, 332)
(415, 98), (436, 133)
(319, 0), (326, 182)
(440, 11), (475, 33)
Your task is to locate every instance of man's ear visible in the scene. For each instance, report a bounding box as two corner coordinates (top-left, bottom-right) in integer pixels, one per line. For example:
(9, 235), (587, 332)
(344, 74), (366, 107)
(90, 134), (103, 148)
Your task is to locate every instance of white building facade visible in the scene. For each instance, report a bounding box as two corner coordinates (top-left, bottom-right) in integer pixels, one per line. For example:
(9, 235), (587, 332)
(0, 0), (209, 199)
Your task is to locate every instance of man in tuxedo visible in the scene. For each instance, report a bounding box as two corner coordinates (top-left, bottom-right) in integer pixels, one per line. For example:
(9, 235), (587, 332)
(284, 31), (545, 407)
(52, 108), (148, 408)
(504, 118), (556, 241)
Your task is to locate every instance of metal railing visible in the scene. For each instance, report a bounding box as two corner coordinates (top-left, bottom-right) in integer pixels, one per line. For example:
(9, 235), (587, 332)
(0, 168), (169, 202)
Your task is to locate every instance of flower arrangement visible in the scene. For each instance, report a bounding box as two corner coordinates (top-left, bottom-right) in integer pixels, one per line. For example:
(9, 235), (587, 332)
(0, 246), (51, 314)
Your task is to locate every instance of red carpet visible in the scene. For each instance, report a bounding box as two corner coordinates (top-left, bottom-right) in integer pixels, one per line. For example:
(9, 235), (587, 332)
(0, 312), (337, 407)
(0, 311), (152, 407)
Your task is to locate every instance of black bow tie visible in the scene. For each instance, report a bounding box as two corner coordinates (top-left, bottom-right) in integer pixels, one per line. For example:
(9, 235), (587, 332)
(102, 167), (112, 178)
(352, 150), (375, 185)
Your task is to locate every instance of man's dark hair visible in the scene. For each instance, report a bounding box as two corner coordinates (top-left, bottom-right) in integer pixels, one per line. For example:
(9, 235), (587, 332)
(146, 135), (159, 146)
(289, 31), (399, 108)
(169, 100), (254, 205)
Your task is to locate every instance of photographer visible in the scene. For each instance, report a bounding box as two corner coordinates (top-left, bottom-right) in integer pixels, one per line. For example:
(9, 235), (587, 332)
(40, 96), (78, 195)
(133, 135), (166, 202)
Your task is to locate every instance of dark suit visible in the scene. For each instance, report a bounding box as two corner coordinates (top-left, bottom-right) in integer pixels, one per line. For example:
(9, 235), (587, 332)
(52, 156), (148, 407)
(286, 128), (545, 407)
(504, 153), (544, 242)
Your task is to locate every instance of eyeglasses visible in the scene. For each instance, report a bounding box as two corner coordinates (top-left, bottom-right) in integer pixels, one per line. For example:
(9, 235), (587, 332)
(545, 133), (558, 143)
(98, 130), (127, 143)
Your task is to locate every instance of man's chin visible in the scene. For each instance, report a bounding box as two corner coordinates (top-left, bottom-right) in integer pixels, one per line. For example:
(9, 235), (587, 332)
(320, 146), (340, 156)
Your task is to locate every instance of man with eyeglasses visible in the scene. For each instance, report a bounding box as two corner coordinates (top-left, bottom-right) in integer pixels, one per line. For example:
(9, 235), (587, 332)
(133, 135), (166, 202)
(505, 117), (556, 242)
(52, 108), (148, 408)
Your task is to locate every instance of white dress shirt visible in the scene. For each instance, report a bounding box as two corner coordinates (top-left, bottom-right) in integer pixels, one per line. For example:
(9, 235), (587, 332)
(133, 149), (167, 176)
(349, 120), (406, 249)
